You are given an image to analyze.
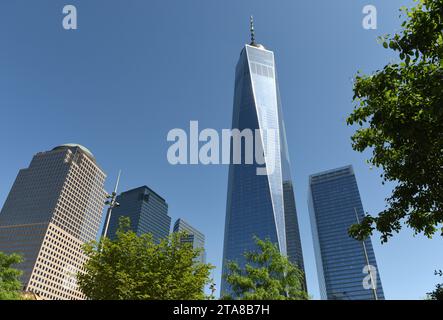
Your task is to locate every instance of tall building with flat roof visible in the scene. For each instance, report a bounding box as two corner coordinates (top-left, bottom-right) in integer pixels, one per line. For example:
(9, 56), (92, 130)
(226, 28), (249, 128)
(107, 186), (171, 243)
(173, 218), (205, 263)
(222, 20), (305, 294)
(308, 165), (385, 300)
(0, 144), (106, 300)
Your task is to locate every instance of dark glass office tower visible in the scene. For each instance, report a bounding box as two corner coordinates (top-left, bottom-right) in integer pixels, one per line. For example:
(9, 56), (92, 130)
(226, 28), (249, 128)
(107, 186), (171, 243)
(308, 165), (385, 300)
(222, 22), (304, 294)
(173, 218), (206, 264)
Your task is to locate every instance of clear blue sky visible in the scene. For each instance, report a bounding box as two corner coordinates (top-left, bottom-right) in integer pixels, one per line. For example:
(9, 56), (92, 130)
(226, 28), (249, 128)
(0, 0), (441, 299)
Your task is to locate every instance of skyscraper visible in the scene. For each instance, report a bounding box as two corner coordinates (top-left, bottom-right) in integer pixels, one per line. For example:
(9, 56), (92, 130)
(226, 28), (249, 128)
(107, 186), (171, 243)
(0, 144), (106, 300)
(173, 218), (206, 264)
(308, 165), (385, 300)
(222, 19), (305, 293)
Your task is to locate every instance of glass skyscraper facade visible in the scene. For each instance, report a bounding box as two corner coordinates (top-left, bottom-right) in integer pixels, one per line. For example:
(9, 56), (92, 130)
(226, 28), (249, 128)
(107, 186), (171, 243)
(173, 218), (206, 264)
(308, 165), (385, 300)
(222, 37), (304, 293)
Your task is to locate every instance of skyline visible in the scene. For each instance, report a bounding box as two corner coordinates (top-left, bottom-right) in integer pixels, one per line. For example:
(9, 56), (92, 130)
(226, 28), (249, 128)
(1, 0), (442, 299)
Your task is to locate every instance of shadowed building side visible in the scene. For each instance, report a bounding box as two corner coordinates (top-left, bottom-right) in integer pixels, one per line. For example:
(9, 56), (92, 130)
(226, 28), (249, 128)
(106, 186), (171, 243)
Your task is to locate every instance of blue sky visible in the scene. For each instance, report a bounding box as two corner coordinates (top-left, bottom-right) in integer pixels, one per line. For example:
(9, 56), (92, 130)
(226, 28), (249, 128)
(0, 0), (441, 299)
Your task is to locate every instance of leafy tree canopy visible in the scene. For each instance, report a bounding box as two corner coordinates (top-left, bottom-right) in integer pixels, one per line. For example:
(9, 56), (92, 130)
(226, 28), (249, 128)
(347, 0), (443, 242)
(222, 237), (308, 300)
(77, 217), (214, 300)
(0, 251), (23, 300)
(427, 270), (443, 300)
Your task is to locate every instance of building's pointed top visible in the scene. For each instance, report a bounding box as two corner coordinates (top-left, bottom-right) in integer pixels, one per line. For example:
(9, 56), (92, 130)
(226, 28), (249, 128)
(250, 16), (256, 45)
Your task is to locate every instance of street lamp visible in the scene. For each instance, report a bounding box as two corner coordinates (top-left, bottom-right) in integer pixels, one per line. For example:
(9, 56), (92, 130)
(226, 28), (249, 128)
(209, 282), (216, 299)
(101, 170), (121, 239)
(354, 207), (378, 300)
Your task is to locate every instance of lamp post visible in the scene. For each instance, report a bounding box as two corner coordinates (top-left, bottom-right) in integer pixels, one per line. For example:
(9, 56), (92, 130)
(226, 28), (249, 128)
(209, 281), (216, 300)
(102, 170), (121, 239)
(354, 207), (378, 300)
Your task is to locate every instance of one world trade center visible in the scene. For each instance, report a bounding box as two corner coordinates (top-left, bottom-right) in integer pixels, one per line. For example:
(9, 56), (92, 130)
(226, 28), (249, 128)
(222, 18), (305, 294)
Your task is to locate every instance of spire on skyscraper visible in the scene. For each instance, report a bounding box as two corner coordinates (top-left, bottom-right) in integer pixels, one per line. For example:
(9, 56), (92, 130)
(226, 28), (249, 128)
(250, 16), (256, 45)
(249, 16), (265, 49)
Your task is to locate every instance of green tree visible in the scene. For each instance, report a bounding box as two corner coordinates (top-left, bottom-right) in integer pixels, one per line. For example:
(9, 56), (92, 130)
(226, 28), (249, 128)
(427, 270), (443, 300)
(222, 237), (308, 300)
(0, 252), (23, 300)
(347, 0), (443, 242)
(77, 217), (214, 300)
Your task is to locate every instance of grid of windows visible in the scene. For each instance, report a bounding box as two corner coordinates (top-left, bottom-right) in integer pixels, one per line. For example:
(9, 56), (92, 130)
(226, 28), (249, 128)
(28, 223), (88, 300)
(249, 62), (274, 79)
(52, 150), (105, 242)
(308, 165), (385, 300)
(0, 145), (106, 300)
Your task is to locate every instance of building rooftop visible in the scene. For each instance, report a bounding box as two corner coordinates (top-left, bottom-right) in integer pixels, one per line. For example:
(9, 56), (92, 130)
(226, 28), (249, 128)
(309, 165), (354, 184)
(52, 144), (95, 161)
(120, 185), (167, 203)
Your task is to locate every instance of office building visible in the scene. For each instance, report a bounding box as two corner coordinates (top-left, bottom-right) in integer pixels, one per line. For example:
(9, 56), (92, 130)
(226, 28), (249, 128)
(173, 218), (205, 263)
(222, 19), (305, 293)
(107, 186), (171, 243)
(308, 165), (385, 300)
(0, 144), (106, 300)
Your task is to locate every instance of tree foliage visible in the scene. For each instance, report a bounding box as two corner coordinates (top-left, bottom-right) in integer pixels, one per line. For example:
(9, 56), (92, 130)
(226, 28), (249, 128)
(222, 237), (308, 300)
(77, 217), (214, 300)
(427, 270), (443, 300)
(347, 0), (443, 242)
(0, 251), (23, 300)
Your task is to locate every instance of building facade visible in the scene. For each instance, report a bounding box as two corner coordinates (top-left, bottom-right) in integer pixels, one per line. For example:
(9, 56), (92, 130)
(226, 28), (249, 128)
(222, 27), (305, 293)
(0, 144), (107, 300)
(308, 165), (385, 300)
(173, 218), (206, 263)
(107, 186), (171, 243)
